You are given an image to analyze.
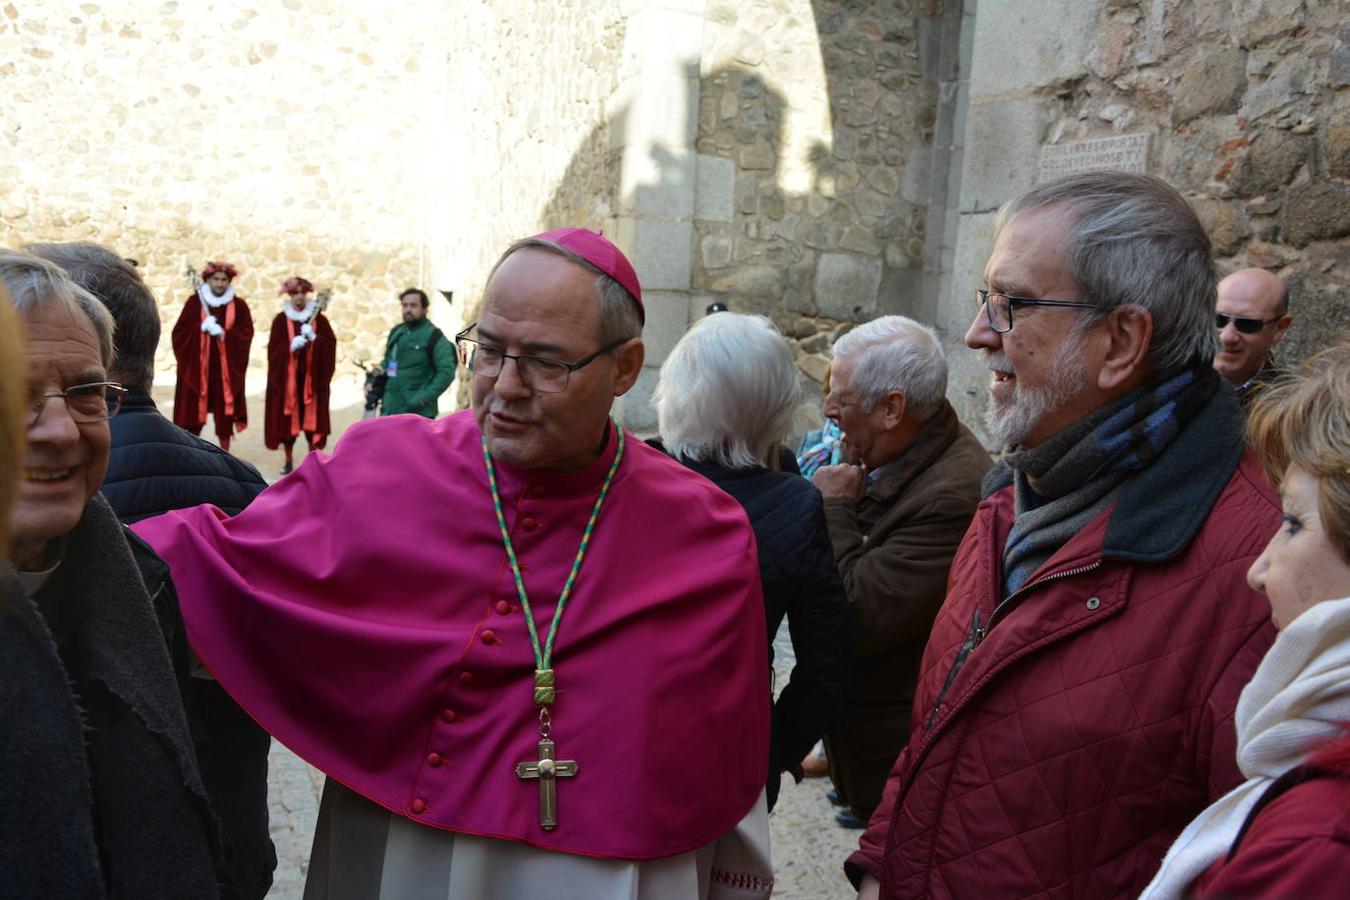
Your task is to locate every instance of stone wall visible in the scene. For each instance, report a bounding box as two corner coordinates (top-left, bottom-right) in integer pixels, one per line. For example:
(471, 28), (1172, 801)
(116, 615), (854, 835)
(8, 1), (1341, 439)
(430, 1), (630, 322)
(693, 0), (943, 432)
(947, 0), (1350, 442)
(427, 0), (631, 408)
(0, 0), (438, 385)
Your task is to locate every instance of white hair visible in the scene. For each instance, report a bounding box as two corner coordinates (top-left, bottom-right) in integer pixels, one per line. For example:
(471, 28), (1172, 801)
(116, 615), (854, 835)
(655, 313), (800, 469)
(0, 249), (114, 368)
(831, 315), (947, 416)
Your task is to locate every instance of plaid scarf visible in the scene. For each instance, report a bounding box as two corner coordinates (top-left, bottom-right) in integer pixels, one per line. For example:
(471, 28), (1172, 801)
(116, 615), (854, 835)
(1002, 363), (1219, 596)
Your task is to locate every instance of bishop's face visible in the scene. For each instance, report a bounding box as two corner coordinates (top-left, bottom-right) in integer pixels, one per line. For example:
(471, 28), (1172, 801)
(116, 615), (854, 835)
(288, 291), (310, 311)
(471, 248), (643, 472)
(207, 271), (232, 297)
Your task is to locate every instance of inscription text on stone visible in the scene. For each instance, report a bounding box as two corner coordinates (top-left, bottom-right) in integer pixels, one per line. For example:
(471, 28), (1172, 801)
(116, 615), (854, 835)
(1037, 133), (1151, 182)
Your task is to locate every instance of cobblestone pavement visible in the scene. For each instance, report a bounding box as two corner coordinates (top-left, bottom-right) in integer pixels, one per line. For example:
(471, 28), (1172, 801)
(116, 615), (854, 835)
(253, 459), (858, 897)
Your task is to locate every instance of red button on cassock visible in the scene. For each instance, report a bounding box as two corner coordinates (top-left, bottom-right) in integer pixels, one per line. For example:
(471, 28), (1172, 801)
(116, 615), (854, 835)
(480, 630), (496, 644)
(458, 671), (474, 685)
(427, 752), (443, 767)
(522, 517), (540, 531)
(495, 600), (511, 615)
(411, 798), (427, 814)
(528, 485), (546, 498)
(441, 708), (458, 723)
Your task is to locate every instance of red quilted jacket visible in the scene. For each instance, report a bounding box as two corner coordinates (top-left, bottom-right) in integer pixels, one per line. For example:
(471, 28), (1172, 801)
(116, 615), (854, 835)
(1193, 733), (1350, 897)
(847, 391), (1279, 898)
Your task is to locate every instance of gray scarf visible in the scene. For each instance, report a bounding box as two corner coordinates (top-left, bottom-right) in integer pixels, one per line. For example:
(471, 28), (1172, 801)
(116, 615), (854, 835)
(1002, 364), (1218, 595)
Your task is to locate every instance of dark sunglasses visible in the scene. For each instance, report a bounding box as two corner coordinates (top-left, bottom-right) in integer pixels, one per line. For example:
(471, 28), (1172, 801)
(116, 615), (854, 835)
(1215, 313), (1281, 334)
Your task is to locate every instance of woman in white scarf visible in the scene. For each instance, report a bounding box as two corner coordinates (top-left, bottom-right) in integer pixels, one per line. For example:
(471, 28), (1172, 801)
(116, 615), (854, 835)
(1141, 341), (1350, 899)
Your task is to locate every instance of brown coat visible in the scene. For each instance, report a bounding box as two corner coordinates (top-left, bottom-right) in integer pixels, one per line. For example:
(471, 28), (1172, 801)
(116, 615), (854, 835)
(823, 401), (990, 817)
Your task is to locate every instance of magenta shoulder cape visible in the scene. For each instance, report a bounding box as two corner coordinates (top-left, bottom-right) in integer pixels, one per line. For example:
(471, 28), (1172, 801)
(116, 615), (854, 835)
(134, 410), (769, 860)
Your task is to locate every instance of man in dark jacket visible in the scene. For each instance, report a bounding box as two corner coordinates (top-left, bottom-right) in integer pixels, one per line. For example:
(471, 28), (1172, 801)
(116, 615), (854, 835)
(1, 250), (222, 898)
(847, 173), (1279, 898)
(28, 241), (275, 900)
(378, 287), (455, 417)
(811, 316), (991, 828)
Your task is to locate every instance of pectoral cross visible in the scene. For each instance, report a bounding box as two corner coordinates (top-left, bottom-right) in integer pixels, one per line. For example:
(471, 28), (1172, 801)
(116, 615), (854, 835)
(515, 737), (578, 830)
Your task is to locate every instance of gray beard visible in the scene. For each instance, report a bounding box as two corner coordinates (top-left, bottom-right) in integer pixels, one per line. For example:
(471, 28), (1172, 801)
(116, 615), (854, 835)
(984, 331), (1088, 449)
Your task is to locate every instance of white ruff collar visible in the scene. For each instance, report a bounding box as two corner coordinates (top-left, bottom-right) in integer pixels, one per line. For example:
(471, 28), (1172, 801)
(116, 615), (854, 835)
(198, 283), (235, 308)
(283, 299), (317, 323)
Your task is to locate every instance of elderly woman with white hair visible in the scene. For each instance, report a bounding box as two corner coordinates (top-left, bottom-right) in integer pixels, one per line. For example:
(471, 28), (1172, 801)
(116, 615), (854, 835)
(655, 311), (852, 811)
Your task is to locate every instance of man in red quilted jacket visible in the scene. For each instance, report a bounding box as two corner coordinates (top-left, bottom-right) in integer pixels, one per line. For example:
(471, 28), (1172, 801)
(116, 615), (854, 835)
(848, 172), (1279, 898)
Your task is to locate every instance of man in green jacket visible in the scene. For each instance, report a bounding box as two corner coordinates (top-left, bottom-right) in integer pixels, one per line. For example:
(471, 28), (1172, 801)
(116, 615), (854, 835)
(379, 288), (455, 418)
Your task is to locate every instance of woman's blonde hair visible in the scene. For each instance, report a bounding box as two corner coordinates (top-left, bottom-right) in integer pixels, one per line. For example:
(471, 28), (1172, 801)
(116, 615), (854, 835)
(0, 285), (26, 555)
(1247, 339), (1350, 563)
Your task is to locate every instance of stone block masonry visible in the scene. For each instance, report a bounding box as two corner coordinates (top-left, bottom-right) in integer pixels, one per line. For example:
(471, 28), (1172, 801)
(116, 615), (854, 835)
(951, 0), (1350, 445)
(5, 0), (1342, 444)
(0, 0), (437, 385)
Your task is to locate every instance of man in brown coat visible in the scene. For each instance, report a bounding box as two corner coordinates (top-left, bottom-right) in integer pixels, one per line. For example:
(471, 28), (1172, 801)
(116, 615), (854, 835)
(812, 315), (991, 828)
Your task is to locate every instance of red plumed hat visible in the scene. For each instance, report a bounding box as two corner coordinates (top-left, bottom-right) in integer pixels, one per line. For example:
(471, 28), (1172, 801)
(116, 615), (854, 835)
(280, 276), (315, 296)
(201, 261), (238, 281)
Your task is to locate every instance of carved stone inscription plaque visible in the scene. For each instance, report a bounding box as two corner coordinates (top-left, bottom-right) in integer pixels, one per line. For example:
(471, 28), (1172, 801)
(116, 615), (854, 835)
(1037, 133), (1151, 182)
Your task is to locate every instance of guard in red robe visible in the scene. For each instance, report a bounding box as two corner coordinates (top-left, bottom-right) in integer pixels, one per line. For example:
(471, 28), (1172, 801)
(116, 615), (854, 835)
(172, 260), (253, 451)
(264, 276), (336, 475)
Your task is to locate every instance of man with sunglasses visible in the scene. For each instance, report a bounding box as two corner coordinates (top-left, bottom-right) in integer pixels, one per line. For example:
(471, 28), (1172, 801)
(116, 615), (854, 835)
(1, 250), (222, 896)
(1214, 267), (1292, 404)
(136, 229), (775, 897)
(846, 173), (1278, 899)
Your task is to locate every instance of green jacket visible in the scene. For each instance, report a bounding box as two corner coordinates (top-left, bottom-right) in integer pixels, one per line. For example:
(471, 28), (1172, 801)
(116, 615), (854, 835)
(380, 319), (456, 418)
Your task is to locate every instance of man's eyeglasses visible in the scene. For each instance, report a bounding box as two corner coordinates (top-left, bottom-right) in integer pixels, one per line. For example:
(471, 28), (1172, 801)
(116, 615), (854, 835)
(27, 382), (126, 427)
(976, 290), (1097, 334)
(1215, 313), (1282, 334)
(454, 324), (625, 394)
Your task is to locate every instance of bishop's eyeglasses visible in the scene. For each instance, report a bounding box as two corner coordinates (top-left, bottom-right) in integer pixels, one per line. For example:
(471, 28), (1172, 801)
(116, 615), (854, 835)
(455, 323), (625, 394)
(27, 382), (127, 427)
(976, 290), (1097, 334)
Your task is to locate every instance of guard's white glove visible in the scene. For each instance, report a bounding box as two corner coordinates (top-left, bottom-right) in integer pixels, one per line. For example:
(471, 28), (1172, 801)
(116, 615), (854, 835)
(290, 334), (309, 352)
(202, 315), (225, 337)
(301, 323), (316, 342)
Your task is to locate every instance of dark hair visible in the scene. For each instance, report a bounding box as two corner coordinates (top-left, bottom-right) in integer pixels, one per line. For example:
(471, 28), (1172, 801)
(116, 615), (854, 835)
(27, 241), (160, 389)
(399, 288), (430, 309)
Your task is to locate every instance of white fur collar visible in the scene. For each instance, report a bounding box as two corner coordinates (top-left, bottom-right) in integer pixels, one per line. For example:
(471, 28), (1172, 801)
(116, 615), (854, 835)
(283, 299), (317, 323)
(198, 282), (235, 308)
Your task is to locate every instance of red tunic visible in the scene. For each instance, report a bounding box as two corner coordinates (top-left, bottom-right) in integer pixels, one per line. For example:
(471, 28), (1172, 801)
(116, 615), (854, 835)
(1193, 735), (1350, 898)
(171, 292), (253, 434)
(263, 311), (336, 450)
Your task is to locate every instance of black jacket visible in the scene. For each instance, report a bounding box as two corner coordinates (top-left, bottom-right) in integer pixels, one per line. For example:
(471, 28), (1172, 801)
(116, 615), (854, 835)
(105, 389), (275, 899)
(104, 389), (268, 523)
(675, 454), (853, 810)
(0, 496), (221, 899)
